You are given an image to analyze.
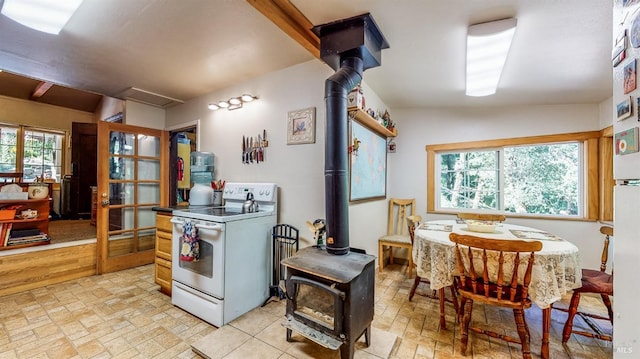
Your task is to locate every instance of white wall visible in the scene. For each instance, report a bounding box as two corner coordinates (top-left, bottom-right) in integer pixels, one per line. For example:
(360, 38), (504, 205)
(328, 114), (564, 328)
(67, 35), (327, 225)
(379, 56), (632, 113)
(125, 100), (166, 129)
(167, 60), (392, 255)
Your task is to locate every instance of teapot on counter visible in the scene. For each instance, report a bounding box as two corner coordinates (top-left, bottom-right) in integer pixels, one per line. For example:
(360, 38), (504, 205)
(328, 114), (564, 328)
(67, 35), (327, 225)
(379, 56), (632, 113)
(242, 192), (259, 213)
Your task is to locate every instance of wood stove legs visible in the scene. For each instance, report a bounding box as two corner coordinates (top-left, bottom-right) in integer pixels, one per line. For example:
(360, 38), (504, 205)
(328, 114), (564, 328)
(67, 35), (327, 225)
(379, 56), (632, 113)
(286, 325), (371, 359)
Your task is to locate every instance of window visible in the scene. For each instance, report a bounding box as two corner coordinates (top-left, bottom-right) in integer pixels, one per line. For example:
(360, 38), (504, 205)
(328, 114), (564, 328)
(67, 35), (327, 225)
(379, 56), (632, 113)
(0, 124), (66, 182)
(426, 131), (601, 220)
(0, 127), (18, 173)
(23, 129), (64, 182)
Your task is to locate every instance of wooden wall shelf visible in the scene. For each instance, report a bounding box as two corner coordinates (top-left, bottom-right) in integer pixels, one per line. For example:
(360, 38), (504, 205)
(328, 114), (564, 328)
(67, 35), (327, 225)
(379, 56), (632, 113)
(0, 198), (50, 250)
(348, 107), (397, 138)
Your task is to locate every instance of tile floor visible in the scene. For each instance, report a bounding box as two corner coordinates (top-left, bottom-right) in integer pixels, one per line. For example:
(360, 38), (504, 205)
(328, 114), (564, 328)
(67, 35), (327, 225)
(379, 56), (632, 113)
(0, 262), (613, 359)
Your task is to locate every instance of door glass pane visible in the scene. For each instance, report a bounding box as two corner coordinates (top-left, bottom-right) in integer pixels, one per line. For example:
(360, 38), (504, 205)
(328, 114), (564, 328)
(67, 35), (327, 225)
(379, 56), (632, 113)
(109, 183), (134, 205)
(137, 206), (156, 228)
(138, 183), (160, 203)
(122, 207), (135, 230)
(139, 159), (159, 180)
(138, 135), (160, 157)
(110, 157), (135, 180)
(110, 132), (135, 156)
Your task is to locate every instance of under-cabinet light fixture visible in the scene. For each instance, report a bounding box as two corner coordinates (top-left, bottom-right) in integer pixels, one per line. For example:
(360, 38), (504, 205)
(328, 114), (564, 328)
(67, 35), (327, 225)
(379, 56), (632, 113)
(208, 94), (258, 111)
(466, 18), (517, 97)
(1, 0), (84, 35)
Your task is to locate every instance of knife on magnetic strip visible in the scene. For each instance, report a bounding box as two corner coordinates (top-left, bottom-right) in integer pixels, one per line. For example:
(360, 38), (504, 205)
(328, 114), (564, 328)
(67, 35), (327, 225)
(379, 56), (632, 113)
(242, 135), (246, 164)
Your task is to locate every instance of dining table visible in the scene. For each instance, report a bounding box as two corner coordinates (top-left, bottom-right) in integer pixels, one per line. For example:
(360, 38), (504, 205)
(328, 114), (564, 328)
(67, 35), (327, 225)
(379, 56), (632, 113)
(413, 219), (582, 359)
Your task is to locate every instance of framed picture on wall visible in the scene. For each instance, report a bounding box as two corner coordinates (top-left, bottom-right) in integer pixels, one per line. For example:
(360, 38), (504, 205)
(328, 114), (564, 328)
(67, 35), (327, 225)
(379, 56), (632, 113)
(617, 96), (633, 121)
(349, 120), (387, 202)
(624, 59), (637, 94)
(287, 107), (316, 145)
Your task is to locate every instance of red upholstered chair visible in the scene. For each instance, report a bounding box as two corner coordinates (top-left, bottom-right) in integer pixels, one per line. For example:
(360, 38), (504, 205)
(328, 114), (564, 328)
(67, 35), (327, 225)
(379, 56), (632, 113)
(450, 232), (542, 359)
(408, 215), (459, 330)
(561, 225), (613, 343)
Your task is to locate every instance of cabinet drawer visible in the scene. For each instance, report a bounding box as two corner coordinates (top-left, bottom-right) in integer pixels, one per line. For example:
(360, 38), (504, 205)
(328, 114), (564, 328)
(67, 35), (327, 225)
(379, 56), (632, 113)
(156, 235), (172, 260)
(155, 259), (172, 295)
(156, 213), (173, 232)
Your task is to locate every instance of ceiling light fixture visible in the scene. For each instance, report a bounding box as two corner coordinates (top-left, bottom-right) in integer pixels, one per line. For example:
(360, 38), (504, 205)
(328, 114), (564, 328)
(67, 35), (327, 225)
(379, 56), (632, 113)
(208, 94), (258, 111)
(466, 18), (517, 97)
(1, 0), (84, 35)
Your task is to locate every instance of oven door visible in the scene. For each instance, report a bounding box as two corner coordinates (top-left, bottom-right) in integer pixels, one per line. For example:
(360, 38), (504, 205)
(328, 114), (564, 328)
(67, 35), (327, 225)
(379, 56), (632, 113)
(171, 216), (225, 299)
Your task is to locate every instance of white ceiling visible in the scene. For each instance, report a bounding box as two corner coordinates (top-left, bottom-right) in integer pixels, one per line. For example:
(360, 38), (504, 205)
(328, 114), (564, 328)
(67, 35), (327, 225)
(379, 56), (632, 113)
(0, 0), (613, 110)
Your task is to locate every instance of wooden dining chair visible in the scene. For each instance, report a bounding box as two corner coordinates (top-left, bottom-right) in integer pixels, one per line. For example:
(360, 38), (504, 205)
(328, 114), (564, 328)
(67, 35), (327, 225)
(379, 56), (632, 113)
(449, 232), (542, 359)
(378, 198), (415, 277)
(457, 212), (506, 222)
(408, 215), (459, 330)
(560, 225), (613, 343)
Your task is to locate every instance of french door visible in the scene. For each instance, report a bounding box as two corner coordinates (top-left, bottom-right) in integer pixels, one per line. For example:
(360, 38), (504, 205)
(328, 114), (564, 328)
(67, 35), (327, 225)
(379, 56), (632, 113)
(97, 121), (168, 273)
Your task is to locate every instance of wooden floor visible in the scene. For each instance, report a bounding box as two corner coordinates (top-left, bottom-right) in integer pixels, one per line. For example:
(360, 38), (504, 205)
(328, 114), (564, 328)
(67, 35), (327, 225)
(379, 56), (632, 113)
(0, 262), (613, 358)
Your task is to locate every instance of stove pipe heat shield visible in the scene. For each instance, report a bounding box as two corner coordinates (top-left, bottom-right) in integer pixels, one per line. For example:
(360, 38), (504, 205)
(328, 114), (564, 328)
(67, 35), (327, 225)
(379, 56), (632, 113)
(313, 14), (389, 255)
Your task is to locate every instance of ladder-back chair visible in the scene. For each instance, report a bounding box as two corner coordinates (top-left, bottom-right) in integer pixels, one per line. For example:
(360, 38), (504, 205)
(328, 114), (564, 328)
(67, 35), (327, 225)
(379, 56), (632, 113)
(450, 232), (542, 359)
(408, 215), (459, 330)
(560, 225), (613, 343)
(378, 198), (415, 277)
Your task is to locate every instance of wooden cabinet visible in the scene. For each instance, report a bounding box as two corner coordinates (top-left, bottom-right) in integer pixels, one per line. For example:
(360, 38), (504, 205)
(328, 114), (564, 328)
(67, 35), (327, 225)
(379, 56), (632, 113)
(154, 211), (173, 295)
(348, 107), (397, 138)
(0, 198), (50, 250)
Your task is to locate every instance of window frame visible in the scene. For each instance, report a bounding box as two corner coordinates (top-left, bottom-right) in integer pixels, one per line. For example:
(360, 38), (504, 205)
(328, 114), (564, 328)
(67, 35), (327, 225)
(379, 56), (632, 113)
(0, 123), (67, 183)
(426, 131), (601, 221)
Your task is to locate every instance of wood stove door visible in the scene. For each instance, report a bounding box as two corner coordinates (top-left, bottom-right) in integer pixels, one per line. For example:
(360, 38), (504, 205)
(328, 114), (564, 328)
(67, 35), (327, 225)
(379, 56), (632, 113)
(287, 275), (344, 335)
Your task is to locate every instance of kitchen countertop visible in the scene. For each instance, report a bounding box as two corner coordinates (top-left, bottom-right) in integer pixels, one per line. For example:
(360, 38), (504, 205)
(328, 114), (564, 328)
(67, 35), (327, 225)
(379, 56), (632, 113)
(152, 206), (187, 213)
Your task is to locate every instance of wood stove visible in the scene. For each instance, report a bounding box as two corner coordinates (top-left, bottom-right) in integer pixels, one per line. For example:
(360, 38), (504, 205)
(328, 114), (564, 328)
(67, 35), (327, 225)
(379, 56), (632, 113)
(282, 246), (375, 359)
(281, 12), (388, 359)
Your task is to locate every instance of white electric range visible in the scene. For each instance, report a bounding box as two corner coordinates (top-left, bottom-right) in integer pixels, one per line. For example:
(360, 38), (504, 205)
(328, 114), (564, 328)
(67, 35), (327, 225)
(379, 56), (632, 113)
(170, 182), (277, 327)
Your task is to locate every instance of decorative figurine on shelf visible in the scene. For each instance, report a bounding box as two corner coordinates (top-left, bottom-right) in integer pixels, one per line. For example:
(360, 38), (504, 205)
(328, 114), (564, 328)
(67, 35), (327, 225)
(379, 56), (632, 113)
(306, 219), (326, 248)
(348, 137), (361, 156)
(382, 109), (395, 131)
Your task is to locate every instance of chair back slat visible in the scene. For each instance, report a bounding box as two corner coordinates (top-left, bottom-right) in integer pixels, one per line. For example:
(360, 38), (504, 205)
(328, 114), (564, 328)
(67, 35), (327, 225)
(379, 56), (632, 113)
(387, 198), (415, 236)
(599, 226), (613, 273)
(450, 233), (542, 305)
(406, 215), (422, 245)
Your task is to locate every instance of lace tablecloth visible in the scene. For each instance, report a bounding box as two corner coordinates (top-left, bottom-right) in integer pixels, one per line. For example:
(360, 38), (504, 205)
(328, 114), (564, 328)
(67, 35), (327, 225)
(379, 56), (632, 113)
(413, 220), (582, 309)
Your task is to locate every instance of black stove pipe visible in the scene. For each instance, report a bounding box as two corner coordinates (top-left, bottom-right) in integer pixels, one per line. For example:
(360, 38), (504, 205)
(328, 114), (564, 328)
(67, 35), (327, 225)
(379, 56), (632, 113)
(324, 56), (363, 255)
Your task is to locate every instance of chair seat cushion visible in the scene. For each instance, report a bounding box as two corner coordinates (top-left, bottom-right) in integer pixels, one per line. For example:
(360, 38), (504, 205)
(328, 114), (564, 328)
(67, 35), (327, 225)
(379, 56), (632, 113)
(379, 234), (411, 244)
(577, 269), (613, 295)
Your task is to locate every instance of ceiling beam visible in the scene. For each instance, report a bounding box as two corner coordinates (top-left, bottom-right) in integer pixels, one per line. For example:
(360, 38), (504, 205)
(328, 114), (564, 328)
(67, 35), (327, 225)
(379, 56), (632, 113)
(31, 81), (53, 99)
(246, 0), (320, 59)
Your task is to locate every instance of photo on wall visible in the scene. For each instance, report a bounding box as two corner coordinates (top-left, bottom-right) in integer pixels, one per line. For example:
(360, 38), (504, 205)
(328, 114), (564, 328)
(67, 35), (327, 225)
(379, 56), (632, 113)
(615, 127), (640, 155)
(617, 96), (633, 121)
(624, 59), (637, 94)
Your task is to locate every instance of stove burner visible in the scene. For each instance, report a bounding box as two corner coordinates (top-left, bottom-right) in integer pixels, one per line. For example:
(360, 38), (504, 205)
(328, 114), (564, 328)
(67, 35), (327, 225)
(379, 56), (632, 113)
(186, 207), (243, 217)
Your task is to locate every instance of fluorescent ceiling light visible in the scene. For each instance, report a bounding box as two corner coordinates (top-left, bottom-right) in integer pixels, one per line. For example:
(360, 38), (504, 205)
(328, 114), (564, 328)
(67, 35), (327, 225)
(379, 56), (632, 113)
(1, 0), (84, 35)
(466, 18), (517, 97)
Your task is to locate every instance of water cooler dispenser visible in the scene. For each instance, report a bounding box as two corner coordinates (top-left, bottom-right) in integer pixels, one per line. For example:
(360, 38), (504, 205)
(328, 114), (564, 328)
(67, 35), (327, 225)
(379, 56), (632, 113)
(189, 151), (214, 206)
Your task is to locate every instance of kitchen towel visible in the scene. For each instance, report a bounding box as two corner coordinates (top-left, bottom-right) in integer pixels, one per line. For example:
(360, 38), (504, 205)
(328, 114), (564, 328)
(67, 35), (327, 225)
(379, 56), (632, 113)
(180, 220), (200, 261)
